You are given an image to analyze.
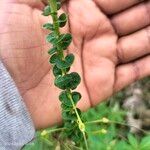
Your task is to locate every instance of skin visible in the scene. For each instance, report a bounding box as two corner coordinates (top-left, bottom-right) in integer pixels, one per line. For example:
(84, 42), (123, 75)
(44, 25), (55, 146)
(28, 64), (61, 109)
(0, 0), (149, 129)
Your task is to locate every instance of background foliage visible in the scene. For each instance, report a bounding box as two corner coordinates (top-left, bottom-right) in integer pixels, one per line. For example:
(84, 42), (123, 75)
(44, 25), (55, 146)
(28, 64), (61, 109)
(23, 77), (150, 150)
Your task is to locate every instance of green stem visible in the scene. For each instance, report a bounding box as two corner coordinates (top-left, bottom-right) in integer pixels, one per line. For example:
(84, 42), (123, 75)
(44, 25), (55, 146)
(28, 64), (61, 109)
(83, 131), (89, 150)
(85, 119), (150, 135)
(48, 0), (59, 36)
(49, 1), (88, 149)
(67, 90), (89, 150)
(46, 127), (66, 133)
(48, 0), (64, 59)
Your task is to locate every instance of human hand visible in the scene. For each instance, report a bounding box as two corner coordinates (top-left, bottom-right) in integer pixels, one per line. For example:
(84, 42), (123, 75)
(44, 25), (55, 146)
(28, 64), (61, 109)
(0, 0), (149, 129)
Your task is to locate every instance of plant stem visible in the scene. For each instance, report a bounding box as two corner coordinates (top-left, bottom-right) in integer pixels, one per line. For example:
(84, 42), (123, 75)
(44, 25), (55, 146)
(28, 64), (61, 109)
(48, 0), (64, 59)
(67, 90), (89, 150)
(83, 131), (89, 150)
(48, 0), (60, 36)
(85, 119), (150, 135)
(45, 127), (66, 134)
(48, 1), (88, 149)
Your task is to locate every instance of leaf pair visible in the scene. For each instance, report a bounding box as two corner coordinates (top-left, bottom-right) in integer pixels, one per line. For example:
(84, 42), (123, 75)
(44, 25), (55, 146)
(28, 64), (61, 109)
(43, 13), (67, 30)
(59, 91), (81, 107)
(46, 33), (72, 50)
(42, 1), (61, 16)
(55, 72), (81, 90)
(50, 53), (74, 69)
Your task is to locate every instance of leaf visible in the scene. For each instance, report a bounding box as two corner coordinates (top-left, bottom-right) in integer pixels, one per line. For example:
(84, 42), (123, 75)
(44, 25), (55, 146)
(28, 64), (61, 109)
(43, 23), (54, 31)
(62, 111), (77, 121)
(48, 47), (57, 55)
(58, 33), (72, 50)
(58, 13), (67, 27)
(72, 92), (81, 104)
(114, 141), (132, 150)
(65, 54), (75, 65)
(64, 121), (76, 129)
(57, 2), (61, 10)
(54, 72), (81, 90)
(61, 103), (72, 111)
(42, 6), (51, 16)
(59, 91), (72, 107)
(53, 65), (62, 77)
(128, 134), (138, 148)
(49, 54), (58, 64)
(140, 135), (150, 150)
(66, 67), (70, 73)
(55, 54), (74, 69)
(46, 32), (57, 44)
(71, 129), (83, 143)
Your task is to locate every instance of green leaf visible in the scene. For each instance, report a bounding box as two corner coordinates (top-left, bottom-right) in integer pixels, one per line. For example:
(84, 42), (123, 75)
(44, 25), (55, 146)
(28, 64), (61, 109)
(62, 111), (77, 121)
(140, 135), (150, 150)
(65, 54), (75, 65)
(128, 134), (139, 148)
(49, 54), (58, 64)
(72, 92), (81, 104)
(54, 72), (81, 90)
(57, 2), (61, 10)
(43, 23), (54, 30)
(61, 103), (72, 111)
(55, 54), (74, 69)
(66, 67), (70, 73)
(53, 65), (62, 77)
(59, 91), (72, 107)
(46, 32), (57, 44)
(71, 129), (83, 143)
(58, 33), (72, 50)
(48, 47), (57, 55)
(42, 6), (51, 16)
(64, 121), (76, 129)
(58, 13), (67, 27)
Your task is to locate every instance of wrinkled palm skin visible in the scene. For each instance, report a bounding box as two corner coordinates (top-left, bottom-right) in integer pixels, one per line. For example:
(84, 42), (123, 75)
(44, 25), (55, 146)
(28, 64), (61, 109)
(0, 0), (149, 129)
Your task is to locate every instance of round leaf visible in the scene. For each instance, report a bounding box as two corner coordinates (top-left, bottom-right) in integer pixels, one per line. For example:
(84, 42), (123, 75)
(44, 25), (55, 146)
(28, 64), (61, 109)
(61, 103), (72, 111)
(49, 54), (59, 64)
(43, 23), (54, 31)
(59, 91), (72, 106)
(42, 6), (51, 16)
(58, 13), (67, 27)
(54, 72), (81, 90)
(53, 65), (62, 77)
(65, 54), (75, 65)
(46, 32), (57, 44)
(62, 111), (77, 121)
(55, 54), (74, 69)
(48, 47), (57, 55)
(72, 92), (82, 104)
(58, 33), (72, 50)
(57, 2), (61, 10)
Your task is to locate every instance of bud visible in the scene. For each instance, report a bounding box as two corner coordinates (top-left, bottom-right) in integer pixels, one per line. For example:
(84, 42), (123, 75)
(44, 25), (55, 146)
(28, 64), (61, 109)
(102, 117), (109, 123)
(41, 130), (48, 136)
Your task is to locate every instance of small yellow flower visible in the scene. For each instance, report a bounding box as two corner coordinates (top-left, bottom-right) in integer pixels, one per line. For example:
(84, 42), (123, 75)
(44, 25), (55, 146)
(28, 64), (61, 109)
(41, 130), (48, 136)
(102, 117), (109, 123)
(100, 129), (107, 134)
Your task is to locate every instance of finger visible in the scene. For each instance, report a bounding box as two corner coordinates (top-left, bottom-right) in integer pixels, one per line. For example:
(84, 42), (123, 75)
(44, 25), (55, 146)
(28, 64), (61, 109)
(117, 26), (150, 63)
(94, 0), (145, 15)
(7, 0), (44, 9)
(111, 1), (150, 36)
(114, 55), (150, 92)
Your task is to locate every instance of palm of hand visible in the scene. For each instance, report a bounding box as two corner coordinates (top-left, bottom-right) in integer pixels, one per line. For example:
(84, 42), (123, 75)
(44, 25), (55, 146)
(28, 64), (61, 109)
(0, 0), (149, 128)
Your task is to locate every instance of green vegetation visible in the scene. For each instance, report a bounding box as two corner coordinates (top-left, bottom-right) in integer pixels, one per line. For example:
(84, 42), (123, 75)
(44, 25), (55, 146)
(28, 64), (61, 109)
(23, 78), (150, 149)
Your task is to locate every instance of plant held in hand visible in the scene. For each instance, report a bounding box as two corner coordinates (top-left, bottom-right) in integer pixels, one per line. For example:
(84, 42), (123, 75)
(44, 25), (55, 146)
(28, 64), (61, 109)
(42, 0), (88, 149)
